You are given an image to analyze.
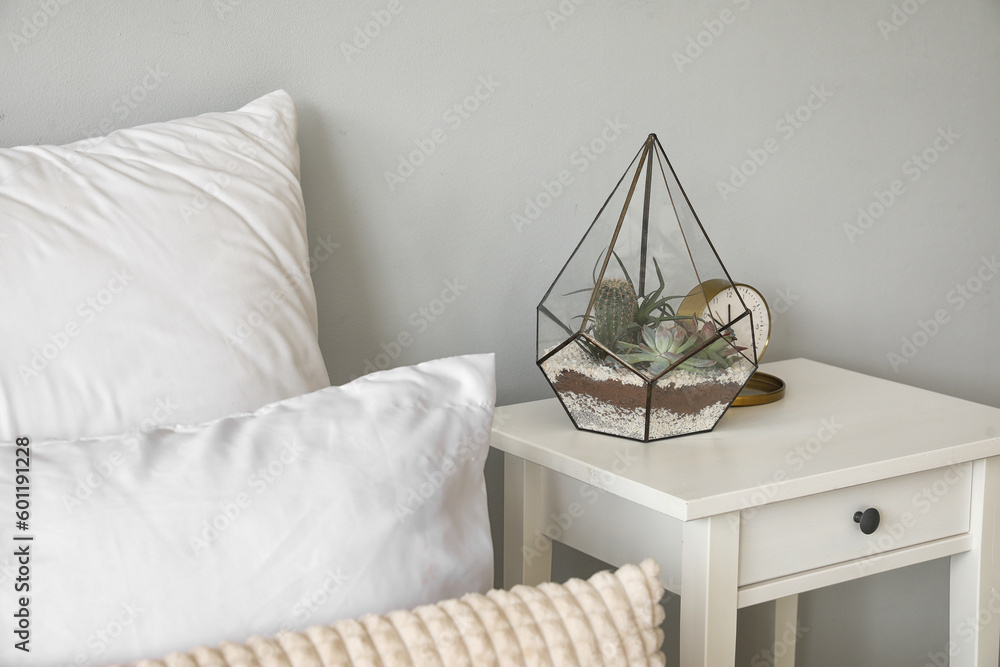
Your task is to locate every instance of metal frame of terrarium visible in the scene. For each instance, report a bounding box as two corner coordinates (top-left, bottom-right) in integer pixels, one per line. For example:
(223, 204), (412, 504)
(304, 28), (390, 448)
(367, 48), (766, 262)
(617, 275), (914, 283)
(536, 133), (759, 442)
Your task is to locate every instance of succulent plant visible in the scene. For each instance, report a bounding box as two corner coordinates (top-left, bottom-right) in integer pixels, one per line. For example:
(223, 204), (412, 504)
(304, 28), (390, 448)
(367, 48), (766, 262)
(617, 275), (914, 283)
(592, 277), (639, 350)
(617, 318), (745, 377)
(569, 250), (686, 360)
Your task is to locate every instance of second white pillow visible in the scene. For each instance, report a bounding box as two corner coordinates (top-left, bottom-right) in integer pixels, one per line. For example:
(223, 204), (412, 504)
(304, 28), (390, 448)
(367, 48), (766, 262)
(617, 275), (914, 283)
(0, 354), (496, 667)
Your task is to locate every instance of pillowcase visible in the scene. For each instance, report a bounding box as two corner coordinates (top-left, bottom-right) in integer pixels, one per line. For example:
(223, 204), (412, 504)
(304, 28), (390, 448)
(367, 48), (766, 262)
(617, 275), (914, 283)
(0, 89), (330, 440)
(0, 353), (495, 667)
(111, 559), (667, 667)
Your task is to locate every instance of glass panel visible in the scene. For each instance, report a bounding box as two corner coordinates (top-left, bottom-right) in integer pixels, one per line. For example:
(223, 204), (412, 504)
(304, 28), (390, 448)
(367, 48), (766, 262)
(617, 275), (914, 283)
(539, 333), (651, 440)
(649, 335), (755, 440)
(536, 143), (644, 361)
(537, 306), (575, 363)
(653, 140), (750, 332)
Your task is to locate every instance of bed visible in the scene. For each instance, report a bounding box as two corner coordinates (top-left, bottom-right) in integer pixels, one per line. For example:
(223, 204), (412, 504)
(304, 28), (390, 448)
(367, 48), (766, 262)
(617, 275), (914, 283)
(0, 91), (664, 666)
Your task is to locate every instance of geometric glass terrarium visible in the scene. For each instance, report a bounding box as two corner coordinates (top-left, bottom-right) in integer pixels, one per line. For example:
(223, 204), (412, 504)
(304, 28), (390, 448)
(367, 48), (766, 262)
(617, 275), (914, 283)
(537, 134), (758, 442)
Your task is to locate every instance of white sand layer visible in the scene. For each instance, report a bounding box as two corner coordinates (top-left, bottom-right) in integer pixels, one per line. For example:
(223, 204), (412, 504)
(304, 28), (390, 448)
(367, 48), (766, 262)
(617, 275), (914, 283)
(541, 339), (752, 388)
(558, 389), (730, 440)
(541, 340), (753, 440)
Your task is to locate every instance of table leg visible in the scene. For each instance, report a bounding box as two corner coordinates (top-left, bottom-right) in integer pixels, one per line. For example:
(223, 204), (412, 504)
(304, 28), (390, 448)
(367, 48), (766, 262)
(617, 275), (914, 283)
(680, 512), (740, 667)
(773, 594), (799, 667)
(949, 456), (1000, 667)
(503, 454), (552, 588)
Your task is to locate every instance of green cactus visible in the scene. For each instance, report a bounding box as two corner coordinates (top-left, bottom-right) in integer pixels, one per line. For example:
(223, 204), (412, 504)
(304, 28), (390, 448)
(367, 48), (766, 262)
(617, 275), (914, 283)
(592, 277), (639, 351)
(567, 250), (686, 363)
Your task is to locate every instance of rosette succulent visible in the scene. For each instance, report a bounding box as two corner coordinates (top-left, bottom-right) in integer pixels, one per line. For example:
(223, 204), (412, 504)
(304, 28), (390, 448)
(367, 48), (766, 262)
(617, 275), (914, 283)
(617, 317), (745, 376)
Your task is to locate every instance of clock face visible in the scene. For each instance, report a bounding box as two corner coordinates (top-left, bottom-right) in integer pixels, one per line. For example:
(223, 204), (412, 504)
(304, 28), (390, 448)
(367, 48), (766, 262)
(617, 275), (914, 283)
(703, 284), (770, 364)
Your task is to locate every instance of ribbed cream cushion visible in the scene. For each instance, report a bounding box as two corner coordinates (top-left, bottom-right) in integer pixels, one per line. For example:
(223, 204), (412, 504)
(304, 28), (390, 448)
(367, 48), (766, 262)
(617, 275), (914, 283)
(118, 560), (666, 667)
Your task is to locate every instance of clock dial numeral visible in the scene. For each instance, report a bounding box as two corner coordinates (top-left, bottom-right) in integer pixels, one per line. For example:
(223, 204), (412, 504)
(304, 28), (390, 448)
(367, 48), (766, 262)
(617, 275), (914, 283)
(703, 285), (770, 363)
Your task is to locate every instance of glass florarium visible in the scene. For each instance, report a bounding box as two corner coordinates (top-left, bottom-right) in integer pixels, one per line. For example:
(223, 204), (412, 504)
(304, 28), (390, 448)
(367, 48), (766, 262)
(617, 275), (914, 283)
(537, 134), (758, 442)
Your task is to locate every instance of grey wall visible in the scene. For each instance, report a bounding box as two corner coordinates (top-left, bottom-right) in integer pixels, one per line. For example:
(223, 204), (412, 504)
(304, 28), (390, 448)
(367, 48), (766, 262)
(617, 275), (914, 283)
(3, 1), (997, 664)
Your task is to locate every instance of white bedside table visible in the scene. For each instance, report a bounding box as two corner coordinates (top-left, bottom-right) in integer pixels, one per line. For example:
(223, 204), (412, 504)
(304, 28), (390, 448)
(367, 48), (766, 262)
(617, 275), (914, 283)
(491, 359), (1000, 667)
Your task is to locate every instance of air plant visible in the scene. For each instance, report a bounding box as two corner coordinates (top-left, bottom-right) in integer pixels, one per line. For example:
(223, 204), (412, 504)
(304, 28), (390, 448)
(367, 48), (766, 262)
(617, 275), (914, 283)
(617, 317), (746, 377)
(628, 254), (684, 331)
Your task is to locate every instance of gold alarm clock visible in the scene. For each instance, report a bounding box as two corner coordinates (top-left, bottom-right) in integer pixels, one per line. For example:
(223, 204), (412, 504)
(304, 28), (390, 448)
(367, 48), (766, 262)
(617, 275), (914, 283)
(678, 279), (784, 406)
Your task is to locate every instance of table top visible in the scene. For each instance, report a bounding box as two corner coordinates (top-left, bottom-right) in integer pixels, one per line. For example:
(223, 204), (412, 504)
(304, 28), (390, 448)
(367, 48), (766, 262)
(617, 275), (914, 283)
(491, 359), (1000, 521)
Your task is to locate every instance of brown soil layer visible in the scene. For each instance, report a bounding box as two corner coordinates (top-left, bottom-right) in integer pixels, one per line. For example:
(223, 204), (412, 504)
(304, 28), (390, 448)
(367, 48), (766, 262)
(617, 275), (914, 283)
(552, 368), (742, 417)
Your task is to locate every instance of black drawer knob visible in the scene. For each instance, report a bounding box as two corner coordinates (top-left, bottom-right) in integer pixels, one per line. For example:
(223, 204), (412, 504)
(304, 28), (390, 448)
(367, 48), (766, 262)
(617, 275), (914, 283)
(854, 508), (880, 535)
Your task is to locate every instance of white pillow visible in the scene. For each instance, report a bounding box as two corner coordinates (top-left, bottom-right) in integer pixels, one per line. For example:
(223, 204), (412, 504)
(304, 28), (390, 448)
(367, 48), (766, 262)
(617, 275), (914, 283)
(0, 353), (495, 667)
(0, 90), (330, 440)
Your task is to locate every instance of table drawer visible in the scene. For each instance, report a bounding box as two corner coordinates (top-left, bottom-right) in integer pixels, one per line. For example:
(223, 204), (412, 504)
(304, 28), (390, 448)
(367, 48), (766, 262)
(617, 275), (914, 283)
(738, 463), (972, 586)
